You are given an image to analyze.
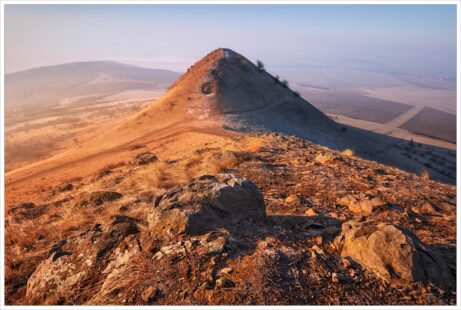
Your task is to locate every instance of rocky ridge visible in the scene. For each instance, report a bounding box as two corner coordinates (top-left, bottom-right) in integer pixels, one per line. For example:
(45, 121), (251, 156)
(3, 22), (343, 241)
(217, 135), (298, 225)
(5, 134), (456, 305)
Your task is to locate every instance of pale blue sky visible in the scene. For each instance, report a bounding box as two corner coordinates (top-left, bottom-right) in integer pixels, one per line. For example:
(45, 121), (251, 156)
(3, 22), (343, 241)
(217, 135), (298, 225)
(4, 4), (457, 74)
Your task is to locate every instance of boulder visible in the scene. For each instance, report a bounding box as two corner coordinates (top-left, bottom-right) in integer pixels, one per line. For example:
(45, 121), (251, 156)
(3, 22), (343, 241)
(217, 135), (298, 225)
(334, 221), (454, 288)
(26, 215), (141, 304)
(285, 194), (301, 205)
(147, 174), (265, 235)
(75, 191), (123, 207)
(141, 286), (160, 302)
(337, 194), (387, 215)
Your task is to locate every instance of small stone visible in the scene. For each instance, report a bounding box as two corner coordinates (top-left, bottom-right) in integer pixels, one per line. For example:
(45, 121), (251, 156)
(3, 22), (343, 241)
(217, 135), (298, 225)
(305, 208), (318, 216)
(219, 267), (234, 275)
(341, 257), (352, 268)
(58, 183), (73, 192)
(285, 195), (300, 204)
(329, 212), (339, 219)
(420, 203), (436, 214)
(206, 236), (227, 255)
(205, 273), (214, 282)
(311, 245), (324, 256)
(314, 236), (323, 245)
(141, 286), (159, 302)
(315, 153), (334, 164)
(331, 272), (341, 283)
(216, 277), (235, 288)
(153, 252), (163, 260)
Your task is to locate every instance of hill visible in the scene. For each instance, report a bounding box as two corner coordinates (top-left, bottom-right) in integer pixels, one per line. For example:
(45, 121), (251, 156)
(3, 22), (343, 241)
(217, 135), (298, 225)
(5, 61), (180, 171)
(6, 48), (455, 184)
(4, 48), (457, 305)
(5, 61), (179, 113)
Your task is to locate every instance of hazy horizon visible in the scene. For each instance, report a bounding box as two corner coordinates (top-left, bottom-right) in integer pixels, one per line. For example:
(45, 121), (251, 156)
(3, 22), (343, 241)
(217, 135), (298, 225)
(5, 4), (457, 75)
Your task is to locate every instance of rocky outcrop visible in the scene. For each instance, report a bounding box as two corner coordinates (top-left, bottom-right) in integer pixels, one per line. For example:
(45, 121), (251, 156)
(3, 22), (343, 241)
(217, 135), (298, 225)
(26, 215), (141, 304)
(147, 174), (266, 235)
(334, 221), (454, 288)
(337, 194), (387, 215)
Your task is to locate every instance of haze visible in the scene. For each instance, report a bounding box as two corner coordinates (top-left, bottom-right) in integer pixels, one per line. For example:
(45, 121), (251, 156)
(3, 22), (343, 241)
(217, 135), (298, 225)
(5, 4), (457, 75)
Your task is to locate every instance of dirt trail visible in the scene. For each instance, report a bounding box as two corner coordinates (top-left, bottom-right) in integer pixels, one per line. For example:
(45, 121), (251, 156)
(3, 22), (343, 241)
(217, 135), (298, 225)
(6, 120), (233, 187)
(380, 106), (424, 129)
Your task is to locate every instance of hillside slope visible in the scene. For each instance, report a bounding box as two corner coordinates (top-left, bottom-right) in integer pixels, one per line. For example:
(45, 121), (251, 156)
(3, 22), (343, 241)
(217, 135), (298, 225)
(4, 48), (457, 305)
(5, 61), (180, 113)
(5, 134), (456, 305)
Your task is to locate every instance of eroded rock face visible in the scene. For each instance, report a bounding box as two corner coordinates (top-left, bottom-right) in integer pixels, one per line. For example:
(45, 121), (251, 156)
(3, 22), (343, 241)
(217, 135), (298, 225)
(337, 194), (387, 215)
(334, 221), (454, 288)
(147, 174), (266, 235)
(26, 215), (141, 305)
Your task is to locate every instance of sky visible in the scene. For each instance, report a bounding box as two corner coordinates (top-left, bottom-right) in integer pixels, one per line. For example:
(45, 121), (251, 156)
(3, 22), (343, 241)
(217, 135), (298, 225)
(4, 4), (458, 75)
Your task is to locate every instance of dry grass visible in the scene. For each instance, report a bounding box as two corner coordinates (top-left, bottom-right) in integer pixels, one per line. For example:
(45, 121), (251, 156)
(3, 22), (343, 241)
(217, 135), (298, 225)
(421, 169), (431, 180)
(4, 134), (268, 304)
(118, 140), (262, 193)
(241, 136), (264, 153)
(119, 161), (179, 193)
(54, 204), (95, 235)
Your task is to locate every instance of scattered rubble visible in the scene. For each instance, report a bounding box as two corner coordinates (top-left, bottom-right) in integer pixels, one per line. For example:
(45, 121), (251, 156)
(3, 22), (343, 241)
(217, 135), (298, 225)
(337, 194), (387, 215)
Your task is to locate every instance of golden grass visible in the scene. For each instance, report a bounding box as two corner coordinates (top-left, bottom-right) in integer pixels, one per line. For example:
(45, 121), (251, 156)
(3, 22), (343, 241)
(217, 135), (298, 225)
(421, 169), (430, 180)
(4, 134), (268, 303)
(117, 138), (264, 193)
(240, 136), (264, 153)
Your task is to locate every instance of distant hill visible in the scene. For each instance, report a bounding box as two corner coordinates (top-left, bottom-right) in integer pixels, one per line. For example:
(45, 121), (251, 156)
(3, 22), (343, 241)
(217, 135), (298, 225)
(5, 61), (180, 113)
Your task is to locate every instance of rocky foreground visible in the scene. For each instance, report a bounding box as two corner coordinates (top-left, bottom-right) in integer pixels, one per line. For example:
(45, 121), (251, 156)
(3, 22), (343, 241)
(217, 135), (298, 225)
(5, 134), (457, 305)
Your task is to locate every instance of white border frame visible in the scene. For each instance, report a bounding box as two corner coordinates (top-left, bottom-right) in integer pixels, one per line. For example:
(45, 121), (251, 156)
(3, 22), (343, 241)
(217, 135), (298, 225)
(0, 0), (459, 309)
